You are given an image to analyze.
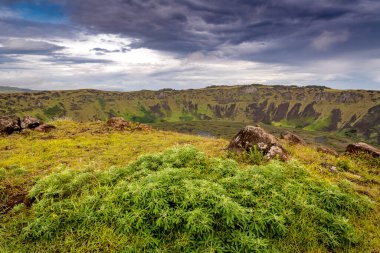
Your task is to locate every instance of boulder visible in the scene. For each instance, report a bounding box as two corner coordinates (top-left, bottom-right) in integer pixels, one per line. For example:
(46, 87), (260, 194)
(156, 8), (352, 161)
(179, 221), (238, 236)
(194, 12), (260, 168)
(317, 146), (339, 157)
(34, 124), (56, 133)
(346, 142), (380, 158)
(0, 115), (21, 134)
(106, 117), (131, 131)
(280, 131), (305, 145)
(21, 116), (41, 129)
(227, 126), (288, 161)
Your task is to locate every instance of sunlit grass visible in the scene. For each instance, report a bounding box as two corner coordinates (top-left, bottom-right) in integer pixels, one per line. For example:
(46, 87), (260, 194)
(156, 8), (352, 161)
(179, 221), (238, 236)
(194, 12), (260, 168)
(2, 146), (374, 252)
(0, 120), (379, 252)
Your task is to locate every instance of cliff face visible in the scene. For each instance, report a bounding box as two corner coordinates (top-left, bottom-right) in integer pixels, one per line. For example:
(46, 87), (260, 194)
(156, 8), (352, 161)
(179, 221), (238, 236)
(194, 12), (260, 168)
(1, 84), (380, 144)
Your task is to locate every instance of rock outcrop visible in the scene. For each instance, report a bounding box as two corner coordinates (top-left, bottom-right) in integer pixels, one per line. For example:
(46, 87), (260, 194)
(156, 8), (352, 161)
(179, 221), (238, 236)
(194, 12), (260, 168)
(346, 142), (380, 158)
(0, 115), (52, 134)
(317, 146), (339, 157)
(21, 116), (41, 129)
(34, 124), (56, 133)
(0, 115), (21, 134)
(227, 126), (288, 161)
(106, 117), (131, 131)
(280, 131), (305, 145)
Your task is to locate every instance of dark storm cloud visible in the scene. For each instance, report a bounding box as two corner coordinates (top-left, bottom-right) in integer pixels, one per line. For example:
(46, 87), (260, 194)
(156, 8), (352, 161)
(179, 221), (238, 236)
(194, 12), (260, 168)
(1, 0), (380, 90)
(2, 0), (380, 61)
(54, 0), (380, 61)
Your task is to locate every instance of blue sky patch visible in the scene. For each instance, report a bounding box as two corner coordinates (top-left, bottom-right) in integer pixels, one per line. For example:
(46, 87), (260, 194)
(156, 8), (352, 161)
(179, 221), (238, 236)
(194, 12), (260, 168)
(11, 1), (67, 24)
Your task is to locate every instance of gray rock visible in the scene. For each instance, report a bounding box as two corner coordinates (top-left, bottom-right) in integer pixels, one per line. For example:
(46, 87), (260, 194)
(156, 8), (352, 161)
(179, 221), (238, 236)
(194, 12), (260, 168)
(105, 117), (131, 131)
(34, 124), (56, 133)
(346, 142), (380, 158)
(0, 115), (21, 134)
(21, 116), (41, 129)
(317, 146), (339, 157)
(227, 126), (288, 161)
(280, 131), (305, 145)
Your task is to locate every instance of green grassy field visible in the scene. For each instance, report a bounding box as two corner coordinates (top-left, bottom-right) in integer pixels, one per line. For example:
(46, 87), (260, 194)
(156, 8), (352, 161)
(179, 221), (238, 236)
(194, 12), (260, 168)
(0, 120), (379, 252)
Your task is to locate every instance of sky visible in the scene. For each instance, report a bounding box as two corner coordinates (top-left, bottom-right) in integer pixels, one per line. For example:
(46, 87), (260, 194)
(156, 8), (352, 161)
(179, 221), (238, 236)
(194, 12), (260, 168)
(0, 0), (380, 91)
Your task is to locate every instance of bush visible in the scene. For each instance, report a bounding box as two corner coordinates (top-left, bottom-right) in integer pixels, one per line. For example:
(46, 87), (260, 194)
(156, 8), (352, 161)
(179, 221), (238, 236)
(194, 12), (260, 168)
(337, 160), (351, 171)
(43, 105), (65, 119)
(11, 146), (373, 252)
(227, 146), (264, 165)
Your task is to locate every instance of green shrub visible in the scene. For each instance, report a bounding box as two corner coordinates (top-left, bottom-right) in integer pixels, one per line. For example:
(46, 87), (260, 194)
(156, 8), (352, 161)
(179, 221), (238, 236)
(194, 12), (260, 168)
(131, 105), (157, 123)
(8, 146), (373, 252)
(179, 115), (194, 122)
(337, 160), (351, 171)
(227, 146), (264, 165)
(43, 105), (65, 119)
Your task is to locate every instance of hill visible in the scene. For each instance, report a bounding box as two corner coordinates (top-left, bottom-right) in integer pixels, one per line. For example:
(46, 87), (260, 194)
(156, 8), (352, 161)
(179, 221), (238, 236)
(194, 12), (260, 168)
(0, 84), (379, 146)
(0, 86), (36, 93)
(0, 120), (379, 252)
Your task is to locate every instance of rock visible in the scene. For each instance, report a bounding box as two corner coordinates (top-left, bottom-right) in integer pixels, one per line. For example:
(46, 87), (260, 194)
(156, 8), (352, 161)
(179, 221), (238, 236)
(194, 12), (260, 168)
(34, 124), (56, 133)
(317, 146), (339, 157)
(21, 116), (41, 129)
(227, 126), (288, 161)
(346, 142), (380, 158)
(265, 146), (287, 161)
(0, 115), (21, 134)
(321, 162), (339, 173)
(134, 123), (152, 131)
(280, 131), (305, 145)
(106, 117), (131, 131)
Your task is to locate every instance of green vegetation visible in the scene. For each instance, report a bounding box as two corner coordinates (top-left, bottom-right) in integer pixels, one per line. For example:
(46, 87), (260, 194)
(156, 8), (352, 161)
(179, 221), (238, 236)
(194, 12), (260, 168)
(43, 105), (65, 118)
(130, 105), (157, 123)
(227, 146), (265, 165)
(304, 117), (331, 131)
(98, 98), (106, 110)
(0, 86), (34, 93)
(1, 146), (374, 252)
(0, 120), (379, 252)
(179, 114), (194, 122)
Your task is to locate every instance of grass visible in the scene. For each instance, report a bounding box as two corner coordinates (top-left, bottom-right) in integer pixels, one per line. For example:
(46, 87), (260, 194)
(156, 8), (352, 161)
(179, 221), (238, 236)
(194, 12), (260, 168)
(0, 120), (379, 252)
(1, 146), (374, 252)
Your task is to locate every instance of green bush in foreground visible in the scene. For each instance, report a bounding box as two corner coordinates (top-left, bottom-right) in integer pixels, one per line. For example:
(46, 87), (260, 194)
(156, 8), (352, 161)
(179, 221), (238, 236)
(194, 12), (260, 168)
(4, 146), (373, 252)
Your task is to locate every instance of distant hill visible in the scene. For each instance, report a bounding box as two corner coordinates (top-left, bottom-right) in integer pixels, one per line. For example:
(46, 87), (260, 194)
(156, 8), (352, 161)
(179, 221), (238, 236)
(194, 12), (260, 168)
(0, 84), (380, 145)
(0, 86), (36, 93)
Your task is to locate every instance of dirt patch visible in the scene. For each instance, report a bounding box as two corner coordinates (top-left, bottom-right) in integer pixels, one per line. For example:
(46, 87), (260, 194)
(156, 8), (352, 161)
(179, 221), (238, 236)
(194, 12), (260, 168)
(0, 186), (34, 214)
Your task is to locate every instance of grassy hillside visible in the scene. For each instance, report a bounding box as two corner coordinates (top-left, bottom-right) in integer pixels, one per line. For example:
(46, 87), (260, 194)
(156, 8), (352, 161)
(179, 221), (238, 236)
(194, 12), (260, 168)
(0, 120), (379, 252)
(0, 86), (35, 93)
(0, 84), (380, 145)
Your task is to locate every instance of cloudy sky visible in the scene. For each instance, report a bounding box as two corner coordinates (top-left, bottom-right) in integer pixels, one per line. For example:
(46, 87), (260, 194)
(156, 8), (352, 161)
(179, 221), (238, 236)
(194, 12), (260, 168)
(0, 0), (380, 91)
